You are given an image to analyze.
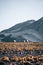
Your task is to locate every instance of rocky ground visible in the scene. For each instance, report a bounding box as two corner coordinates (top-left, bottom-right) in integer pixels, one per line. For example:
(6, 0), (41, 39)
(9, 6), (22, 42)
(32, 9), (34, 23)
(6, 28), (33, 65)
(0, 42), (43, 65)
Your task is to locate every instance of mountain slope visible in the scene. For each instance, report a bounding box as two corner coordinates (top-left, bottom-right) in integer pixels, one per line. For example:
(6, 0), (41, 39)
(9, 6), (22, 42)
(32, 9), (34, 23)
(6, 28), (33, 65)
(0, 17), (43, 42)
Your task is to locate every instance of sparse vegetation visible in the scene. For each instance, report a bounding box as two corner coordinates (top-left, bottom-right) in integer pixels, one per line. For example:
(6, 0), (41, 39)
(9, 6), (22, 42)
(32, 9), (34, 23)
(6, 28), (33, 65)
(0, 42), (43, 65)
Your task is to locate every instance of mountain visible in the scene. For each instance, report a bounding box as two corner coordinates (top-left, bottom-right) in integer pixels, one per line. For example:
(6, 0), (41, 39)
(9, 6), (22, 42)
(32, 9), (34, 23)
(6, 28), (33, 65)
(0, 17), (43, 42)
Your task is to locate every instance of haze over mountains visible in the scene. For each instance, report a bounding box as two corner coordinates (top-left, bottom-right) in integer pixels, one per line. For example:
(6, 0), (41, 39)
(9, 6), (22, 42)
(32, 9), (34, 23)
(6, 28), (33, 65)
(0, 17), (43, 42)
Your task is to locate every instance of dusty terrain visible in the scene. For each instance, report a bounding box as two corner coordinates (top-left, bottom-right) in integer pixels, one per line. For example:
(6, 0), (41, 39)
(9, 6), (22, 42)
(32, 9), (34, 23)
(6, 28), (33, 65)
(0, 42), (43, 65)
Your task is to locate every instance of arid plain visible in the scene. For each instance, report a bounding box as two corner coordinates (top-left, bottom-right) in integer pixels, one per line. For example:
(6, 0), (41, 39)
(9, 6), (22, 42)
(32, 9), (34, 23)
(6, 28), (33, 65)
(0, 42), (43, 65)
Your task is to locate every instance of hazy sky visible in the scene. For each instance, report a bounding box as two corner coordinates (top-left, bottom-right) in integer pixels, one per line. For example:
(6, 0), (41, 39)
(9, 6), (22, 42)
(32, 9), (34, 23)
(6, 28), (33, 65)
(0, 0), (43, 31)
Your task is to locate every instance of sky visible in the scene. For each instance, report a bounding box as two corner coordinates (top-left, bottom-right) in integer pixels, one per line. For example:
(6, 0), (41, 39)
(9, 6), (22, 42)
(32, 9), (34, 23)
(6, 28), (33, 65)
(0, 0), (43, 31)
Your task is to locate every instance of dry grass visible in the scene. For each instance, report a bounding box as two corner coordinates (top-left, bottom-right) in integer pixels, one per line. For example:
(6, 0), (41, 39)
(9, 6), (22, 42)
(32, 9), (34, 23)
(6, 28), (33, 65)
(0, 42), (43, 50)
(0, 42), (43, 65)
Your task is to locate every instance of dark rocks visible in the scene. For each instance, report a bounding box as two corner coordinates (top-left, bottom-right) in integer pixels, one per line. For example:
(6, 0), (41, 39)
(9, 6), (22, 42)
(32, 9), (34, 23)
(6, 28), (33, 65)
(0, 62), (5, 65)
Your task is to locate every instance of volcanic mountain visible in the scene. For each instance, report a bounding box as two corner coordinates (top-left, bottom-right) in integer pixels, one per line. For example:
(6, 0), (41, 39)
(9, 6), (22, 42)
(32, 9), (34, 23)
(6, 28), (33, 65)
(0, 17), (43, 42)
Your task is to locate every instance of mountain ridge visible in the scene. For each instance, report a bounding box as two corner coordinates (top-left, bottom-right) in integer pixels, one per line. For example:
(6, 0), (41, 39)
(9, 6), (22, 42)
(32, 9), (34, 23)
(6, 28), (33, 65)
(0, 17), (43, 42)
